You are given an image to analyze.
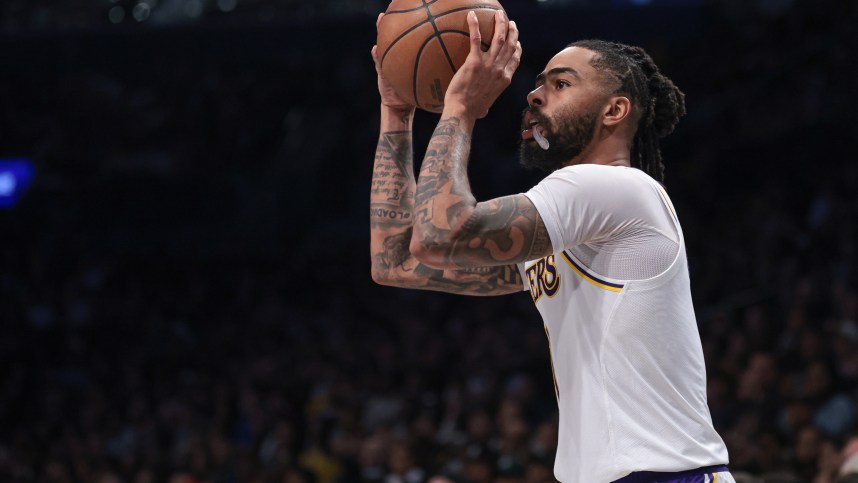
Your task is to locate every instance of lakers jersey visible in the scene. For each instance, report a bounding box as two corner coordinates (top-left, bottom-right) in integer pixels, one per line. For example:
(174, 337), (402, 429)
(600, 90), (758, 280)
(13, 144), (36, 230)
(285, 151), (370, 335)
(519, 165), (728, 483)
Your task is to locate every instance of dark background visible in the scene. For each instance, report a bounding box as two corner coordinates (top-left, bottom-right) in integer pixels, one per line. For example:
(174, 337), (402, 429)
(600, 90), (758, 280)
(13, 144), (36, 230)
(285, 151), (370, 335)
(1, 0), (857, 482)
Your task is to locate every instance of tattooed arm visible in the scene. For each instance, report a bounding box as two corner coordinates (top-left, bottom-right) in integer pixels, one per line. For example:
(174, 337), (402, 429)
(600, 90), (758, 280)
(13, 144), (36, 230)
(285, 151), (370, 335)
(369, 106), (523, 296)
(369, 37), (523, 296)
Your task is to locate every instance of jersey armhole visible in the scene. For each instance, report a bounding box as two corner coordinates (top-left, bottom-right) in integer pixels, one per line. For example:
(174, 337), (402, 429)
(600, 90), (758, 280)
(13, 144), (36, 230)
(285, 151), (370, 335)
(517, 262), (530, 292)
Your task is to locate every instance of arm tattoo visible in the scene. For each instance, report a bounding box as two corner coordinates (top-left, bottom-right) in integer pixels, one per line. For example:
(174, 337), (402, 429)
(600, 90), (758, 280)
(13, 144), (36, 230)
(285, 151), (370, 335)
(415, 118), (474, 223)
(414, 262), (523, 295)
(413, 117), (553, 268)
(370, 130), (414, 230)
(462, 196), (552, 262)
(374, 229), (523, 295)
(375, 229), (412, 272)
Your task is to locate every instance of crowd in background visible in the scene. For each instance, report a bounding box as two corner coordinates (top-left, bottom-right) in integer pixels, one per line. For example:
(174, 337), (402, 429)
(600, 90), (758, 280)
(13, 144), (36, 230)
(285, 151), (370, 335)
(2, 0), (858, 482)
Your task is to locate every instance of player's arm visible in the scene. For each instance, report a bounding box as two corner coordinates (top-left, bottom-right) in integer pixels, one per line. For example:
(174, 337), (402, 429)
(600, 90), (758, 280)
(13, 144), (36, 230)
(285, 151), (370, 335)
(409, 11), (553, 270)
(369, 25), (523, 296)
(369, 107), (523, 296)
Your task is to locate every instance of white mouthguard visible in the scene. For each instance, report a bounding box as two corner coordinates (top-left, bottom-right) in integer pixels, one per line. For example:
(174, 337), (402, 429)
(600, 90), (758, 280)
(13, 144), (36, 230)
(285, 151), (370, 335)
(533, 126), (550, 150)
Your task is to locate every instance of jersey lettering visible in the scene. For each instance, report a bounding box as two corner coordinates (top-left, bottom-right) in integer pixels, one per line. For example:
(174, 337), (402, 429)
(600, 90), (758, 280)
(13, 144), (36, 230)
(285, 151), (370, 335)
(525, 255), (561, 302)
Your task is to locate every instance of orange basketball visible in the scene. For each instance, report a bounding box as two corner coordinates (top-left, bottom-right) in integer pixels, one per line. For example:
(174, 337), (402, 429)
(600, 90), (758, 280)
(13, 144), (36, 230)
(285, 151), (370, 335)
(377, 0), (504, 113)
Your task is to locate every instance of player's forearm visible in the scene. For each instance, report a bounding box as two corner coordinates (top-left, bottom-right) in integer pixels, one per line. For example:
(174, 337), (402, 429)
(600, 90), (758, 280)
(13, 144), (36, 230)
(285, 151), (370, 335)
(370, 105), (418, 282)
(411, 116), (479, 264)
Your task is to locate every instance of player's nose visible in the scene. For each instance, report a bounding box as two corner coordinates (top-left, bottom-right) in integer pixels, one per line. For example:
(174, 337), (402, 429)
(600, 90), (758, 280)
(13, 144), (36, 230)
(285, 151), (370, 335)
(527, 86), (544, 107)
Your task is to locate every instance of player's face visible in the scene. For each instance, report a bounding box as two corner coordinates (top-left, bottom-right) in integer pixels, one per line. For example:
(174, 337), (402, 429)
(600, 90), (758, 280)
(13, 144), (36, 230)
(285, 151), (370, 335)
(519, 47), (606, 172)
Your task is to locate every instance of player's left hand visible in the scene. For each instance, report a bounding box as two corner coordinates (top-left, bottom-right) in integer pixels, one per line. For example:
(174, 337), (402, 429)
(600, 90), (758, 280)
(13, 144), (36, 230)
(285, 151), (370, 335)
(372, 13), (415, 114)
(443, 10), (521, 120)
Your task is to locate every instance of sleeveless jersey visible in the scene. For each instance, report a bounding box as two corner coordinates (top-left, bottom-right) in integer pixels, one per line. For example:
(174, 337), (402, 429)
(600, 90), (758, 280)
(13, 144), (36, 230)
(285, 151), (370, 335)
(519, 164), (728, 483)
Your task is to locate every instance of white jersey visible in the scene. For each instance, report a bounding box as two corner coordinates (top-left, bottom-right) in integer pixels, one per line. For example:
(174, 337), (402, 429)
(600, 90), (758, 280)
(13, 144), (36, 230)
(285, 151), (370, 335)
(518, 164), (728, 483)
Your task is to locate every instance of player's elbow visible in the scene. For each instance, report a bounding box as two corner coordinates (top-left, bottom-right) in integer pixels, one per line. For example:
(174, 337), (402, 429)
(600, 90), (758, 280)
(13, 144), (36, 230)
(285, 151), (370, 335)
(409, 239), (429, 264)
(370, 263), (399, 287)
(409, 236), (453, 269)
(371, 266), (417, 289)
(370, 258), (412, 287)
(370, 266), (387, 286)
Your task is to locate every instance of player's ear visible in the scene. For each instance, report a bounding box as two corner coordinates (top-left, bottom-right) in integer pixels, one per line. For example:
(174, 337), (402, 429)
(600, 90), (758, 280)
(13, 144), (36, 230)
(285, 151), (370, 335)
(602, 96), (631, 127)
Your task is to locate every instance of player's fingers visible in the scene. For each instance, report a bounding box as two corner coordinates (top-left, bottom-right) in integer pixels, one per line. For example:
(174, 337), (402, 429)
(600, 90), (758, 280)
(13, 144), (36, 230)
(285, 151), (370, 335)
(495, 19), (518, 66)
(508, 20), (519, 49)
(504, 40), (522, 79)
(488, 10), (508, 58)
(466, 11), (482, 57)
(376, 12), (384, 28)
(371, 45), (382, 73)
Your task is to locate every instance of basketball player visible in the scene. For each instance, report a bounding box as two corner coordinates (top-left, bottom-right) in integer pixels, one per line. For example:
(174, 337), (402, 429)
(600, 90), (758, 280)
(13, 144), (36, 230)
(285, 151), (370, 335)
(369, 9), (732, 483)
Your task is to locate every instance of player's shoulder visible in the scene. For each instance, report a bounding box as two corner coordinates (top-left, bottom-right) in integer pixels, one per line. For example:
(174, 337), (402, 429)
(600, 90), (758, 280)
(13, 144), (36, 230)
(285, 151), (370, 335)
(555, 163), (649, 177)
(549, 164), (658, 191)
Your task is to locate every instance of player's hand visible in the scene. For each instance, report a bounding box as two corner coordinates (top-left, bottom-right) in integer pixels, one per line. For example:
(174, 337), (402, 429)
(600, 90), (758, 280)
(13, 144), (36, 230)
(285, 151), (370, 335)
(443, 10), (521, 120)
(372, 13), (415, 114)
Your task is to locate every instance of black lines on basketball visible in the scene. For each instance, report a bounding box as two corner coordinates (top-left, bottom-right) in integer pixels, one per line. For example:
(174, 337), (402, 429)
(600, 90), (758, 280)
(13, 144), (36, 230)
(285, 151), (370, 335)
(413, 34), (437, 110)
(385, 0), (440, 14)
(379, 17), (431, 67)
(433, 6), (499, 53)
(432, 6), (500, 19)
(420, 0), (456, 73)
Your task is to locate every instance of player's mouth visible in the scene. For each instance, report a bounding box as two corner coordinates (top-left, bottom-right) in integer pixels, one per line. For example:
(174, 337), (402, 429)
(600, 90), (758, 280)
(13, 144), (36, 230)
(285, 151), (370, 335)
(521, 111), (540, 138)
(522, 113), (550, 150)
(521, 121), (539, 140)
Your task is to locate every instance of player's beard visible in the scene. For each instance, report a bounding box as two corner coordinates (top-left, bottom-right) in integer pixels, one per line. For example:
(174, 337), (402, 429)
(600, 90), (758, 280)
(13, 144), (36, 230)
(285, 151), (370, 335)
(518, 105), (599, 173)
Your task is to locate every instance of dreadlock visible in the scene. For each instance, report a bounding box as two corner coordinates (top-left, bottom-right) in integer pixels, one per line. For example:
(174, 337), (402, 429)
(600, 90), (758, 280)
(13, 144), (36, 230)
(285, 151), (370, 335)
(568, 40), (686, 183)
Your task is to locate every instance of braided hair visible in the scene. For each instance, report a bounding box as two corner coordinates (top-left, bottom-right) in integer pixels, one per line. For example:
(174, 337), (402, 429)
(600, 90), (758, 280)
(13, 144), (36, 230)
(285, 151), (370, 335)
(568, 40), (686, 183)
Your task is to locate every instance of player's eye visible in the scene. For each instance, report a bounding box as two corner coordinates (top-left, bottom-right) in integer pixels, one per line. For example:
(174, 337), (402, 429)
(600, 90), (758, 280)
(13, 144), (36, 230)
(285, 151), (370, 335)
(556, 80), (570, 89)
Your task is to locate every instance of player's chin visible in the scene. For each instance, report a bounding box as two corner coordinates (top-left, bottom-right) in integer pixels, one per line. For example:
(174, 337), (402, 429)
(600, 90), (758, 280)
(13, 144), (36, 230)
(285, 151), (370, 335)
(518, 139), (555, 173)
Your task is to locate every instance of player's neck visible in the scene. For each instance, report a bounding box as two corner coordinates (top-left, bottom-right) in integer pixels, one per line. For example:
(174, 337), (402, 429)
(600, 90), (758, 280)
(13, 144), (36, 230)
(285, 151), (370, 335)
(563, 127), (631, 168)
(564, 142), (631, 168)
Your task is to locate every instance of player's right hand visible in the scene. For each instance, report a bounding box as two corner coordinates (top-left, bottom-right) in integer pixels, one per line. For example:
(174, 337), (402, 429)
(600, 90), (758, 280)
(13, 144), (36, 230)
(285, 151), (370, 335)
(372, 13), (415, 113)
(443, 10), (521, 120)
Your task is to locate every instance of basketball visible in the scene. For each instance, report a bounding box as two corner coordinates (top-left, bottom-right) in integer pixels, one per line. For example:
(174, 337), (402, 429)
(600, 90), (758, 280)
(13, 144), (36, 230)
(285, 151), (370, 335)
(376, 0), (504, 113)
